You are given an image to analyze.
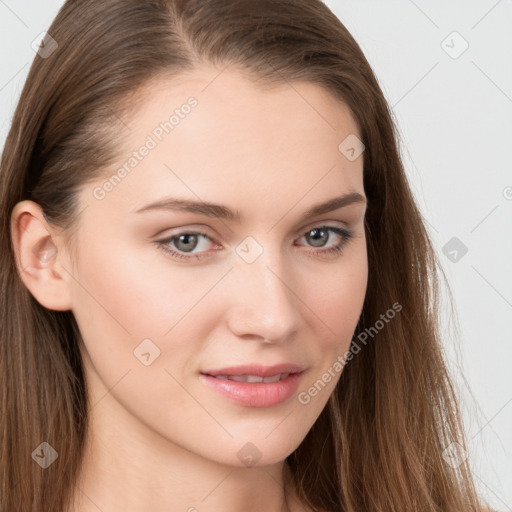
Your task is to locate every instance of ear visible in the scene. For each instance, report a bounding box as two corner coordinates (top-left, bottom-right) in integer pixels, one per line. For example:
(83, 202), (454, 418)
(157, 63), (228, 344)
(10, 200), (73, 311)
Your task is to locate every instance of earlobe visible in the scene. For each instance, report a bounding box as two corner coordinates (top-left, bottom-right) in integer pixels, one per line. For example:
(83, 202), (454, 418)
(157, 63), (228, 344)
(10, 200), (73, 311)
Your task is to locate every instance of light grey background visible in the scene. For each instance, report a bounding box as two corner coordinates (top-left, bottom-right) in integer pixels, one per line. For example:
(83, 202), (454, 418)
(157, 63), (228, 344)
(1, 1), (511, 510)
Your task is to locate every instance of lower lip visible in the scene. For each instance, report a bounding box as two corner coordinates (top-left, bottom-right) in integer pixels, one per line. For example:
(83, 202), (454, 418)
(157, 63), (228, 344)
(199, 372), (304, 408)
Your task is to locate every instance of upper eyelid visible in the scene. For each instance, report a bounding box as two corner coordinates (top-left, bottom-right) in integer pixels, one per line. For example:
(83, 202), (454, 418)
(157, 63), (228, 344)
(161, 224), (350, 249)
(159, 219), (352, 240)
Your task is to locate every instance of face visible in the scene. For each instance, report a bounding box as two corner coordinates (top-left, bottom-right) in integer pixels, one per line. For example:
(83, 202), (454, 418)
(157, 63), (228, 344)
(65, 66), (368, 467)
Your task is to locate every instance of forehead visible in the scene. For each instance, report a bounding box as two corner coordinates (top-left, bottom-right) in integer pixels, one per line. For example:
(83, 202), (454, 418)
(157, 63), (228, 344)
(81, 66), (364, 220)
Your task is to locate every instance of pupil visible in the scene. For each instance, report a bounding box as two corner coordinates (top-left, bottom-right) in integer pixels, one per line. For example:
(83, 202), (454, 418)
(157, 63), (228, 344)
(308, 228), (328, 247)
(175, 234), (198, 252)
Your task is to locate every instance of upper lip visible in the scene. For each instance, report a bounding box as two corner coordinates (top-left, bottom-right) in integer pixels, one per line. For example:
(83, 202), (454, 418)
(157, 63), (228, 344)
(201, 363), (305, 377)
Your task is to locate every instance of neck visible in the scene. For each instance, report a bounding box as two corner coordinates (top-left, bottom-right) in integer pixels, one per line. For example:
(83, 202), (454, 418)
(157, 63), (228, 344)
(69, 390), (306, 512)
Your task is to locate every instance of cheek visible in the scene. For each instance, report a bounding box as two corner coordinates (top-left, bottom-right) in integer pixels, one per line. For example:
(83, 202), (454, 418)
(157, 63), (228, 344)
(292, 252), (367, 414)
(69, 241), (229, 380)
(71, 240), (220, 336)
(69, 242), (225, 423)
(307, 246), (368, 350)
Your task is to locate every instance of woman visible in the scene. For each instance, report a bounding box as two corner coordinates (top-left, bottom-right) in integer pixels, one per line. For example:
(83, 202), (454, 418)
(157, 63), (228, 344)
(0, 0), (490, 511)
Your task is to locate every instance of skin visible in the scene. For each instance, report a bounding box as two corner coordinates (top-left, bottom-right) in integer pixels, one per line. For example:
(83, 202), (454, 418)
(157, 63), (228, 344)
(11, 65), (368, 512)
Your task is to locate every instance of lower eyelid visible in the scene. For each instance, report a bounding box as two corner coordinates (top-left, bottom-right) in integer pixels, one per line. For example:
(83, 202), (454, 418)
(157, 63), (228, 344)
(157, 226), (353, 258)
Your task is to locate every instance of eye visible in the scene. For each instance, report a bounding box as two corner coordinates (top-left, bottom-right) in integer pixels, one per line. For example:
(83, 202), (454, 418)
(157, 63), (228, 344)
(155, 230), (219, 260)
(155, 225), (354, 262)
(296, 225), (354, 258)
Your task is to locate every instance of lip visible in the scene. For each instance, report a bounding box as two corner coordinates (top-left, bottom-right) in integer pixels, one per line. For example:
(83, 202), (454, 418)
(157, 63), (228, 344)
(202, 363), (305, 377)
(200, 363), (305, 408)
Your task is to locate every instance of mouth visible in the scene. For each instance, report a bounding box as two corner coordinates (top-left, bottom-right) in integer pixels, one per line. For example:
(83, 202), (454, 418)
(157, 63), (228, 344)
(201, 362), (305, 378)
(205, 373), (291, 383)
(199, 363), (305, 407)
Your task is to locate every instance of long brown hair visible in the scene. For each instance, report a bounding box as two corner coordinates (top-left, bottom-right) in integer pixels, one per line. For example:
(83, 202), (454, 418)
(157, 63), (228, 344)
(0, 1), (487, 510)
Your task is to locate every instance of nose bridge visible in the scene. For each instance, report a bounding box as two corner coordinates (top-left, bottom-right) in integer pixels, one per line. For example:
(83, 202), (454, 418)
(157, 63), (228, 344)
(227, 240), (301, 341)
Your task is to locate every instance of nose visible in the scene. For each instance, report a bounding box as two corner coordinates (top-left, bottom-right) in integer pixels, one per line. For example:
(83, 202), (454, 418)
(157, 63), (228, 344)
(225, 247), (303, 344)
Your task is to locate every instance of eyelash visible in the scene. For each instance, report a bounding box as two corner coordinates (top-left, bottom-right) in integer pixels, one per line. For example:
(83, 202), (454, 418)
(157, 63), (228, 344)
(155, 225), (354, 262)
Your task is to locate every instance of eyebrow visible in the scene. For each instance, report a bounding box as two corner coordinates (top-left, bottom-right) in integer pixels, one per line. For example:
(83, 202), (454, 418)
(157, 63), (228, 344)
(134, 192), (366, 223)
